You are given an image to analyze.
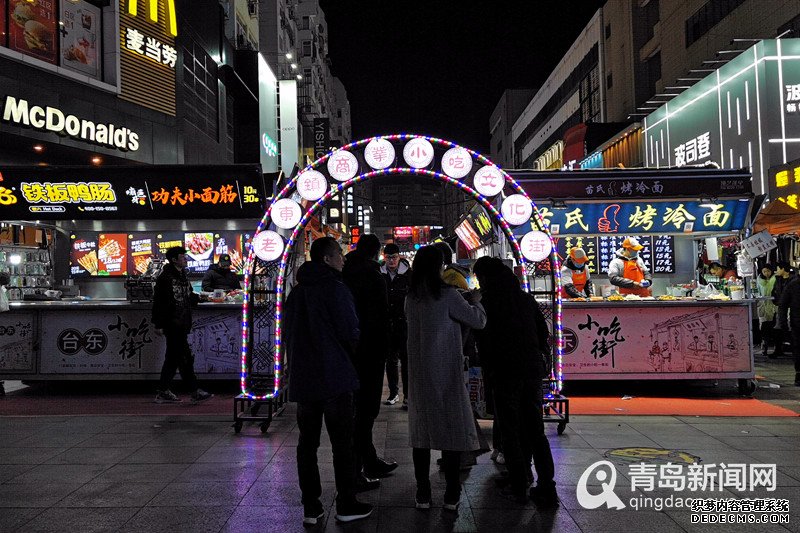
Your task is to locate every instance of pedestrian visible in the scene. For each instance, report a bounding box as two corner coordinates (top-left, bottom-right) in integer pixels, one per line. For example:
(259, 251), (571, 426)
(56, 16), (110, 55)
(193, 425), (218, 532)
(201, 253), (241, 292)
(756, 264), (777, 357)
(380, 243), (411, 408)
(0, 271), (9, 312)
(773, 262), (794, 357)
(404, 245), (487, 511)
(151, 246), (213, 404)
(342, 234), (397, 486)
(472, 257), (558, 507)
(433, 241), (470, 290)
(283, 237), (373, 525)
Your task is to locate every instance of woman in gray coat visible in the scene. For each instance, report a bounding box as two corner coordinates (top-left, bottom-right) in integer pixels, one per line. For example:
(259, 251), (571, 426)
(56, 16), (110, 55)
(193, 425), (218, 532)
(405, 246), (487, 511)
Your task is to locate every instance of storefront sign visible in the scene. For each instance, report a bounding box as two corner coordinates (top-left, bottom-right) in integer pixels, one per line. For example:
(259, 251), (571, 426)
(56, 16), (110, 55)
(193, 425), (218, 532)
(0, 311), (35, 372)
(39, 308), (241, 375)
(563, 305), (752, 378)
(1, 96), (140, 151)
(120, 0), (177, 115)
(0, 165), (265, 219)
(740, 230), (777, 259)
(313, 118), (330, 161)
(768, 157), (800, 208)
(8, 0), (57, 64)
(533, 200), (749, 236)
(393, 226), (413, 243)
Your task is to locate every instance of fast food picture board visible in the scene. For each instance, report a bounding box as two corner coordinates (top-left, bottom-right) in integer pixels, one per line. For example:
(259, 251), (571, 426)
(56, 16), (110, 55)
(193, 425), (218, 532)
(8, 0), (58, 64)
(59, 0), (101, 78)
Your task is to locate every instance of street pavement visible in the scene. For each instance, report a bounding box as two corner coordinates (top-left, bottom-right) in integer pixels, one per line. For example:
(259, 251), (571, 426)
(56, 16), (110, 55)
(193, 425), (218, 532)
(0, 352), (798, 532)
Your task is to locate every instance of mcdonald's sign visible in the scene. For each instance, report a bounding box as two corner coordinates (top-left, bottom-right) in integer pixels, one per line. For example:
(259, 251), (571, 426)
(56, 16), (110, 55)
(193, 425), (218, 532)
(119, 0), (177, 116)
(127, 0), (178, 37)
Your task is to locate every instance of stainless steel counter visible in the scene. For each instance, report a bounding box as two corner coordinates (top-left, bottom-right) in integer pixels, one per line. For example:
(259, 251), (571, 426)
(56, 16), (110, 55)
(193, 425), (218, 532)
(561, 298), (754, 308)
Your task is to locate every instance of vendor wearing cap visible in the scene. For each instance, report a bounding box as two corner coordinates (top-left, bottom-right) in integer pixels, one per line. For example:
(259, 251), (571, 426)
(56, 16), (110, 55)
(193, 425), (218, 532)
(561, 247), (594, 298)
(607, 237), (652, 297)
(201, 253), (242, 292)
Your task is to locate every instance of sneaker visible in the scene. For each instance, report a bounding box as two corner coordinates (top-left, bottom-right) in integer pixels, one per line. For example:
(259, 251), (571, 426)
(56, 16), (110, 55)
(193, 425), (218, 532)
(335, 501), (373, 523)
(443, 495), (460, 511)
(402, 398), (408, 410)
(154, 390), (181, 404)
(530, 484), (559, 508)
(303, 504), (324, 526)
(356, 474), (380, 492)
(191, 389), (213, 404)
(415, 487), (431, 509)
(364, 458), (398, 478)
(384, 394), (400, 405)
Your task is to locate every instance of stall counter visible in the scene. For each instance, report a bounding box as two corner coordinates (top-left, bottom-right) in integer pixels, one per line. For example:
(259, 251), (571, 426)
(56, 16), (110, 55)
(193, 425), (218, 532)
(0, 300), (244, 381)
(561, 299), (754, 382)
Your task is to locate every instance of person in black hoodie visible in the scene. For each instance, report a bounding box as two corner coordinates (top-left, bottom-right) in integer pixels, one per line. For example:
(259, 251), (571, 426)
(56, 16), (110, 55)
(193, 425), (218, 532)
(773, 262), (795, 357)
(201, 254), (241, 292)
(380, 243), (411, 407)
(343, 234), (397, 484)
(152, 246), (213, 404)
(284, 237), (373, 525)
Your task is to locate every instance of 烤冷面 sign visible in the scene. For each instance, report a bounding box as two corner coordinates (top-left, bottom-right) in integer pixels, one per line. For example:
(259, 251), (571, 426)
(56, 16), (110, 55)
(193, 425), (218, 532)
(0, 165), (265, 219)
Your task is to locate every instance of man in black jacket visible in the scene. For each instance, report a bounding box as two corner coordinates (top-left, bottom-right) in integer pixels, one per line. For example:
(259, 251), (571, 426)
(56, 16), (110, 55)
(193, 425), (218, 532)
(201, 254), (241, 292)
(284, 237), (372, 524)
(777, 273), (800, 386)
(343, 234), (397, 483)
(152, 246), (213, 404)
(380, 243), (410, 407)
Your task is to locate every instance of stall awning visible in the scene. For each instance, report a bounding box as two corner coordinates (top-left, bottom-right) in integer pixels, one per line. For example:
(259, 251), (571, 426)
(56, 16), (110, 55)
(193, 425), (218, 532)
(753, 200), (800, 235)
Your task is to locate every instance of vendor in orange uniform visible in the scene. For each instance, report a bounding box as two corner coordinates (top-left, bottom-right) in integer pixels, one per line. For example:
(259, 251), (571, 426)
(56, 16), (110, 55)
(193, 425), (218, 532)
(561, 247), (594, 298)
(607, 237), (652, 296)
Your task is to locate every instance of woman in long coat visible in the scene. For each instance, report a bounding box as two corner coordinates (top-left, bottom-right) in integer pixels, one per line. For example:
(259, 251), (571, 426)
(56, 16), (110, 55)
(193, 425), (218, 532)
(405, 245), (486, 511)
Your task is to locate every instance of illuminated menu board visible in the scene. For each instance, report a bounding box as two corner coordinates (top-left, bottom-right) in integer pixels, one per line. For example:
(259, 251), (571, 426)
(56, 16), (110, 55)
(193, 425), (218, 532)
(555, 236), (599, 275)
(652, 236), (676, 274)
(0, 165), (266, 220)
(70, 231), (253, 278)
(597, 235), (652, 274)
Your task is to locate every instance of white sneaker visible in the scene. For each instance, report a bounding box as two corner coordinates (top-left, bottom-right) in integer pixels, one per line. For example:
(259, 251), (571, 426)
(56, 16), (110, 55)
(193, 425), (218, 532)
(154, 390), (181, 404)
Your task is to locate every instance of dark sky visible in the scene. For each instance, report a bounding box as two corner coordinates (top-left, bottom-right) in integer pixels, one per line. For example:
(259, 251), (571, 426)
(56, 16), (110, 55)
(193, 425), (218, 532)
(319, 1), (606, 154)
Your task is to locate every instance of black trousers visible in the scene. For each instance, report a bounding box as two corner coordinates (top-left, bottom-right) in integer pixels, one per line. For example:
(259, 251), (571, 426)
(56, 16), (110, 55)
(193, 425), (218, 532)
(791, 328), (800, 376)
(354, 359), (385, 470)
(297, 392), (357, 509)
(159, 329), (198, 392)
(413, 448), (461, 497)
(385, 327), (408, 397)
(494, 376), (555, 494)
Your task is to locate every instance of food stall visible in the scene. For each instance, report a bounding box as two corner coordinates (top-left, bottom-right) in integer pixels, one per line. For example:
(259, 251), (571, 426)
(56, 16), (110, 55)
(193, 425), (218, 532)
(511, 167), (758, 393)
(0, 165), (270, 384)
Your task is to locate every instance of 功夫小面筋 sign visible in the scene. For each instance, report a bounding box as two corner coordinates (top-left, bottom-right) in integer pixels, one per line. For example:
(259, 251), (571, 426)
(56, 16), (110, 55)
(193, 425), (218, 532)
(0, 165), (266, 219)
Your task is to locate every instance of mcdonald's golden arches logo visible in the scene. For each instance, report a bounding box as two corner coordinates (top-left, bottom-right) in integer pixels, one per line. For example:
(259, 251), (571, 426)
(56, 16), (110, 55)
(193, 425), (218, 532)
(127, 0), (178, 37)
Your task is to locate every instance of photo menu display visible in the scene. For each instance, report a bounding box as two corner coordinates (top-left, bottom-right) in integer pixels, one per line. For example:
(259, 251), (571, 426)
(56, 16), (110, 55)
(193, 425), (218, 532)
(70, 231), (254, 278)
(8, 0), (58, 65)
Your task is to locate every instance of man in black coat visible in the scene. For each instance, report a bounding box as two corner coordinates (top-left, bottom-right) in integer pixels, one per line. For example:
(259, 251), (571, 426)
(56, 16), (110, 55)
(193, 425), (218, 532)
(380, 243), (411, 407)
(343, 234), (397, 483)
(777, 274), (800, 386)
(152, 246), (213, 404)
(284, 237), (373, 524)
(201, 254), (241, 292)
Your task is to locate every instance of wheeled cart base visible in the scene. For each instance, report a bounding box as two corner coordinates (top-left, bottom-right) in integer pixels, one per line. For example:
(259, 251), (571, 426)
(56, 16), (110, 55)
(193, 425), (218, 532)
(232, 388), (286, 434)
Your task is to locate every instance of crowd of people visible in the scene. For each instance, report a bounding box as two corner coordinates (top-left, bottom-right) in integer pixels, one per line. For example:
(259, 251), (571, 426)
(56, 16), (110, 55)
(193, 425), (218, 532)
(757, 262), (800, 386)
(283, 235), (557, 525)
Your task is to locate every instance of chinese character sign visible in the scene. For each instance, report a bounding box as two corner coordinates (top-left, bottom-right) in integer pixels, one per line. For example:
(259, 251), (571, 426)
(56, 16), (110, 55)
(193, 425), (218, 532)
(520, 231), (552, 262)
(364, 138), (396, 170)
(252, 230), (284, 262)
(473, 166), (505, 197)
(327, 150), (359, 182)
(441, 147), (473, 179)
(402, 138), (434, 168)
(769, 159), (800, 211)
(270, 198), (302, 230)
(501, 194), (533, 226)
(296, 170), (329, 201)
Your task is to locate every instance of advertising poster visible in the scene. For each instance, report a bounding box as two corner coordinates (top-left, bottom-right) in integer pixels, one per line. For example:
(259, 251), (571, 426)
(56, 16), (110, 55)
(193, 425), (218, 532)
(97, 233), (127, 276)
(0, 311), (35, 372)
(70, 233), (99, 277)
(8, 0), (58, 64)
(59, 0), (101, 78)
(155, 232), (184, 259)
(561, 305), (751, 379)
(185, 232), (214, 273)
(214, 232), (244, 273)
(128, 234), (154, 275)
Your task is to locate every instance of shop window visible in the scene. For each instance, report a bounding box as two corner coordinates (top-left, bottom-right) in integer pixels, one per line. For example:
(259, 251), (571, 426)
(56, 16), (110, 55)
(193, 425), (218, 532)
(302, 39), (312, 57)
(2, 0), (112, 83)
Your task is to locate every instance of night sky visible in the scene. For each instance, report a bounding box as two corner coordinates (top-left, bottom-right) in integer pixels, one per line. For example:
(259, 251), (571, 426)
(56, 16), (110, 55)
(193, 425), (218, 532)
(319, 1), (606, 154)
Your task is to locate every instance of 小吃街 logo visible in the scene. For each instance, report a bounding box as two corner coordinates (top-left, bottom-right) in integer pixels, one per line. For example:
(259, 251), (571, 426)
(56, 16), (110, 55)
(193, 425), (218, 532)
(576, 460), (626, 510)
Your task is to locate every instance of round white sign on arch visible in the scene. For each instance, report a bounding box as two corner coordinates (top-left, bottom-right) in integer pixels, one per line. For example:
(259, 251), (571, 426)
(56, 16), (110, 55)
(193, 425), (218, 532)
(252, 230), (284, 262)
(403, 137), (434, 168)
(271, 198), (302, 229)
(364, 138), (396, 169)
(296, 170), (329, 201)
(520, 231), (553, 262)
(441, 146), (473, 179)
(501, 194), (533, 226)
(327, 150), (359, 181)
(473, 165), (505, 197)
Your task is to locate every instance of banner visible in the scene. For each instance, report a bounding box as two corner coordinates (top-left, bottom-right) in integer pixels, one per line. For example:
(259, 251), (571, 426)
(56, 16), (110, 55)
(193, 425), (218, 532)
(0, 165), (266, 220)
(8, 0), (57, 64)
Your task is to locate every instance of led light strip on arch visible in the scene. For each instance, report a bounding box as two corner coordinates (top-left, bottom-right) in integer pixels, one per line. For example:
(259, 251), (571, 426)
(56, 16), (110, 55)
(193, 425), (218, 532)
(240, 134), (564, 400)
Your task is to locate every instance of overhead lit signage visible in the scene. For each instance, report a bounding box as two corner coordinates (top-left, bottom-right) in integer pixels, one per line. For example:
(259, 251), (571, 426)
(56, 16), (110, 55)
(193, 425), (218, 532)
(327, 150), (358, 182)
(364, 138), (395, 170)
(501, 194), (532, 226)
(441, 147), (473, 179)
(520, 200), (750, 236)
(520, 231), (552, 262)
(403, 138), (434, 168)
(252, 230), (284, 262)
(0, 165), (264, 219)
(1, 96), (140, 151)
(120, 0), (177, 115)
(768, 158), (800, 209)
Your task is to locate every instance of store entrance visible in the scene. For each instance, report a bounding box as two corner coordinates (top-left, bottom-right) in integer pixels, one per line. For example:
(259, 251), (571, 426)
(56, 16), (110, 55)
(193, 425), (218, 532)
(240, 135), (564, 405)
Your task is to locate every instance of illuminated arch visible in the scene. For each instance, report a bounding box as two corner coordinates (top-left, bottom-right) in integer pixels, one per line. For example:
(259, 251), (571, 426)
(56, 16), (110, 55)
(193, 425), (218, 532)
(240, 134), (564, 400)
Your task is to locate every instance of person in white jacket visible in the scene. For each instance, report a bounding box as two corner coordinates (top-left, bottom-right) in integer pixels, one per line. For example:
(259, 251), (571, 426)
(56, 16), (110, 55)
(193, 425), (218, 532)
(607, 237), (652, 296)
